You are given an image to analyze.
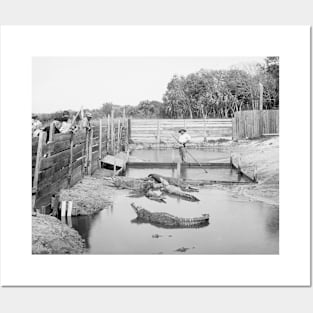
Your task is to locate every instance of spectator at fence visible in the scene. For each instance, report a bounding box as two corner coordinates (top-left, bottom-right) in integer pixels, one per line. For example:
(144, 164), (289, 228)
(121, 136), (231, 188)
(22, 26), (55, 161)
(82, 112), (92, 132)
(43, 119), (62, 142)
(32, 114), (42, 137)
(59, 110), (72, 133)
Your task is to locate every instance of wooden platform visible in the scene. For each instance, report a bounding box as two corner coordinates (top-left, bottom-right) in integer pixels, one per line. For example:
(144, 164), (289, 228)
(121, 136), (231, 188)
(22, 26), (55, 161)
(127, 162), (232, 169)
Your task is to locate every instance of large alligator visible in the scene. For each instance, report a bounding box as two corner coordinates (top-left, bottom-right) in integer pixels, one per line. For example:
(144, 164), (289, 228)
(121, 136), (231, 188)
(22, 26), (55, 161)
(157, 177), (200, 202)
(111, 176), (199, 202)
(131, 203), (209, 229)
(148, 174), (199, 192)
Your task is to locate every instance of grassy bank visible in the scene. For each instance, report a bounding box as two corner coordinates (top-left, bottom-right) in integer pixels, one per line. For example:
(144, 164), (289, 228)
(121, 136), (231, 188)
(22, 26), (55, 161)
(32, 214), (85, 254)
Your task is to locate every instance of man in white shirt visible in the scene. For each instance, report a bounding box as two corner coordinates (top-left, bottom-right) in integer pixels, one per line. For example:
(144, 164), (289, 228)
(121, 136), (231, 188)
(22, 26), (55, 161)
(178, 128), (191, 162)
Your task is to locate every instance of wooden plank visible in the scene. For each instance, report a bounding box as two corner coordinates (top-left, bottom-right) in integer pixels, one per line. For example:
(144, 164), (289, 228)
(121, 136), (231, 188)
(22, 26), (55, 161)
(38, 166), (69, 190)
(40, 149), (70, 170)
(88, 129), (93, 175)
(73, 132), (87, 145)
(42, 139), (71, 156)
(32, 131), (46, 210)
(101, 155), (125, 168)
(67, 201), (73, 216)
(61, 201), (67, 216)
(53, 133), (72, 142)
(117, 119), (121, 151)
(91, 150), (98, 162)
(84, 130), (90, 174)
(68, 133), (74, 185)
(37, 176), (68, 200)
(99, 119), (102, 164)
(70, 166), (83, 186)
(127, 162), (231, 169)
(48, 122), (55, 143)
(107, 115), (111, 152)
(111, 110), (114, 154)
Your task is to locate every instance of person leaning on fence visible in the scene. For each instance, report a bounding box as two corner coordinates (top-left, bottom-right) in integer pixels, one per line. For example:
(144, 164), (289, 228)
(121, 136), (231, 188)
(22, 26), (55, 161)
(82, 112), (92, 132)
(32, 114), (42, 137)
(59, 110), (79, 134)
(178, 128), (191, 162)
(59, 110), (72, 133)
(42, 119), (62, 143)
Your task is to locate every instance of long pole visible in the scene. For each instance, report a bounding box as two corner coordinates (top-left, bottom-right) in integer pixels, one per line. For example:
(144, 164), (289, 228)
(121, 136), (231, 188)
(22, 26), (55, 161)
(171, 134), (208, 173)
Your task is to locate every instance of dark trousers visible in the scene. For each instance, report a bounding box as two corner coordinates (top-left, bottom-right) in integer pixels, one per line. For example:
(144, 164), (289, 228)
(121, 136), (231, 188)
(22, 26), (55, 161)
(179, 146), (187, 162)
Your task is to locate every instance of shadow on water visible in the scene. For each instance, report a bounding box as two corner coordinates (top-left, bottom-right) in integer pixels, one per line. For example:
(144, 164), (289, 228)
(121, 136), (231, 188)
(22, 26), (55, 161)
(65, 214), (100, 249)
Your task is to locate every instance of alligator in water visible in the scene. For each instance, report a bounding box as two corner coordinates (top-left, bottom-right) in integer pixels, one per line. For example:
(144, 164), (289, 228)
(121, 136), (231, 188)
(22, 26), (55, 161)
(131, 203), (210, 229)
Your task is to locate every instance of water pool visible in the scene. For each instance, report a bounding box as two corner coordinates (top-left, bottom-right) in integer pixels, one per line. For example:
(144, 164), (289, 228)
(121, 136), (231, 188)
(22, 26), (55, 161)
(67, 147), (278, 254)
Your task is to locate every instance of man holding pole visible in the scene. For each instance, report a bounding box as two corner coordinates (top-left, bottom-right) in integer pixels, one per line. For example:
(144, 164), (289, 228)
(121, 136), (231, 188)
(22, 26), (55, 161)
(177, 128), (191, 162)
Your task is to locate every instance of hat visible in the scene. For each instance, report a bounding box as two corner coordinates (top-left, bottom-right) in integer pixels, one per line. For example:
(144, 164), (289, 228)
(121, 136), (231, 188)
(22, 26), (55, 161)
(62, 110), (70, 118)
(86, 112), (92, 118)
(178, 128), (186, 133)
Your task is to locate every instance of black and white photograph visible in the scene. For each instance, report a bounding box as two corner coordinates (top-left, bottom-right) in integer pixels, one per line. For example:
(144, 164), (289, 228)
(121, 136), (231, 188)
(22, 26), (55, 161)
(31, 56), (279, 255)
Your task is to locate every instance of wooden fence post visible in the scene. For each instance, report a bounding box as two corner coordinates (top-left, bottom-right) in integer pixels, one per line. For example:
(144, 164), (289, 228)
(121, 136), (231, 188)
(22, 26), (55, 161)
(99, 119), (102, 164)
(32, 131), (46, 212)
(176, 161), (181, 178)
(117, 119), (121, 152)
(84, 129), (89, 174)
(68, 132), (74, 186)
(156, 119), (160, 144)
(203, 118), (207, 142)
(259, 83), (263, 110)
(128, 118), (131, 143)
(48, 122), (55, 143)
(88, 129), (93, 175)
(107, 114), (111, 153)
(111, 110), (115, 154)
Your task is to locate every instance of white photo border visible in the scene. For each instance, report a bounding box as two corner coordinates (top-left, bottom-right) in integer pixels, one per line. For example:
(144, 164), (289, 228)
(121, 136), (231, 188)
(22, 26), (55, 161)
(0, 26), (311, 286)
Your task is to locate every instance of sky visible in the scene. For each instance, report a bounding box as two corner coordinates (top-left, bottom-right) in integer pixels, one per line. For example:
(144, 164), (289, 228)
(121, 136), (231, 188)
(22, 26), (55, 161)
(32, 57), (266, 113)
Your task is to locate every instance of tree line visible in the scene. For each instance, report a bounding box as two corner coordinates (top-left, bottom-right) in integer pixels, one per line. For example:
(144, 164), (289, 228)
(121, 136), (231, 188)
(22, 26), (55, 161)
(36, 57), (279, 122)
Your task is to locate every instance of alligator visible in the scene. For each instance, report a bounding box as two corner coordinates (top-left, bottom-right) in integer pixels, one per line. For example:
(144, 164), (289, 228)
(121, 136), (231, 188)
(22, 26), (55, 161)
(112, 176), (198, 202)
(148, 174), (199, 192)
(131, 203), (209, 229)
(157, 177), (200, 202)
(111, 177), (153, 191)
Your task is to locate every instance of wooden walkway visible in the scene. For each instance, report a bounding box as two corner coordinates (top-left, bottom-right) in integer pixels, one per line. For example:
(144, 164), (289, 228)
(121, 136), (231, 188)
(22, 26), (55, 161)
(127, 162), (232, 169)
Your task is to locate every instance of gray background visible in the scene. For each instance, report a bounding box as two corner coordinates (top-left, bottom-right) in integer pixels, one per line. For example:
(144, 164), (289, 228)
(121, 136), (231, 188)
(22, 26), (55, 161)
(0, 0), (312, 312)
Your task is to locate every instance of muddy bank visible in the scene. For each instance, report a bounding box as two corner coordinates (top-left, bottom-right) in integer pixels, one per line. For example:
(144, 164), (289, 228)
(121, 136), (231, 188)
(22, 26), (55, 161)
(228, 136), (279, 205)
(59, 176), (113, 216)
(32, 214), (85, 254)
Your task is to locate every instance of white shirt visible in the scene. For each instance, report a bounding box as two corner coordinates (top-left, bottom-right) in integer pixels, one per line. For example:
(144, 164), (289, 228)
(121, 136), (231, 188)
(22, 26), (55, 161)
(60, 121), (72, 133)
(178, 133), (191, 144)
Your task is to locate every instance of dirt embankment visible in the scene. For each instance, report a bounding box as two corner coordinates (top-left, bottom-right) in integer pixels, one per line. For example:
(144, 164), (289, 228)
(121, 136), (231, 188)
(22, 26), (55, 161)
(32, 214), (85, 254)
(59, 175), (113, 216)
(230, 136), (279, 205)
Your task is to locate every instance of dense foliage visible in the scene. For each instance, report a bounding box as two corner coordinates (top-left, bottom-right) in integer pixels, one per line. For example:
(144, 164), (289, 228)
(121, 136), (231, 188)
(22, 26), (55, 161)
(35, 57), (279, 121)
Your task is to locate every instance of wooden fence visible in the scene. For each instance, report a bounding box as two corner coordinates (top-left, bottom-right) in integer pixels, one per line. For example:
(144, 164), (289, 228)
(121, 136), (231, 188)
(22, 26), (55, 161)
(32, 117), (128, 211)
(232, 110), (279, 140)
(129, 119), (233, 143)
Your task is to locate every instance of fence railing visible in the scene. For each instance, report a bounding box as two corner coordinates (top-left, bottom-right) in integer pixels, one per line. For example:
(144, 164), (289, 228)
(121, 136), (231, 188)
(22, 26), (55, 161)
(232, 110), (279, 140)
(130, 118), (233, 143)
(32, 118), (128, 211)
